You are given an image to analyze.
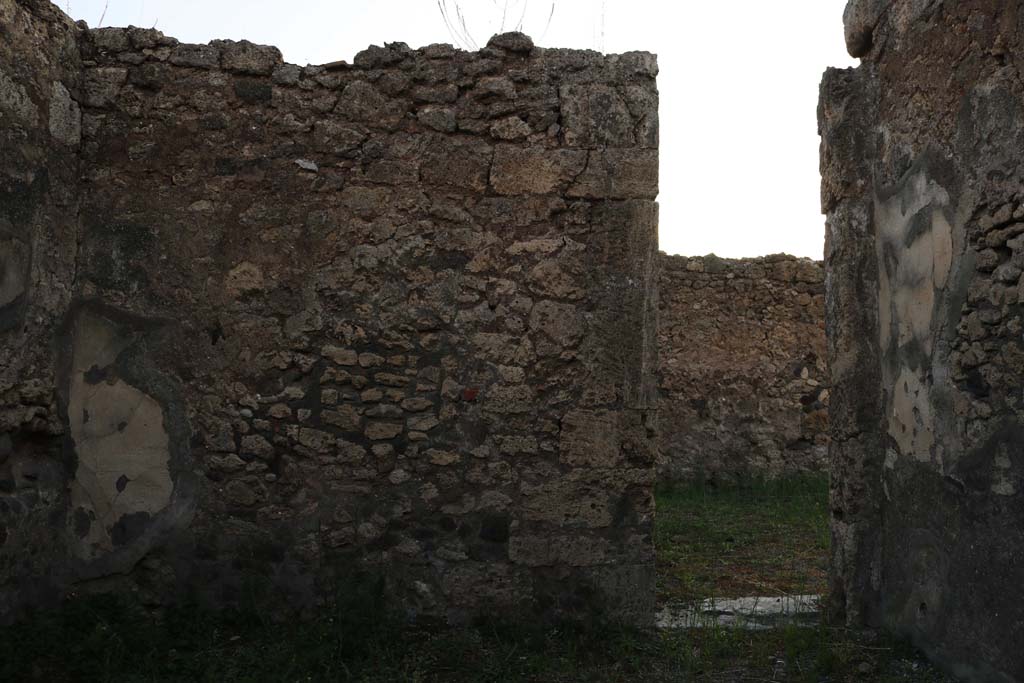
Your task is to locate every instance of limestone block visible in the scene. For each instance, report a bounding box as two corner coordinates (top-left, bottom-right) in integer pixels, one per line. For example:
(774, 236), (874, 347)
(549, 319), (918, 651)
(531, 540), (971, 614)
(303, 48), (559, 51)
(560, 84), (636, 148)
(490, 145), (587, 195)
(48, 82), (80, 147)
(90, 28), (131, 53)
(215, 40), (283, 75)
(529, 300), (584, 348)
(567, 149), (658, 200)
(82, 67), (127, 108)
(169, 44), (220, 69)
(559, 410), (623, 468)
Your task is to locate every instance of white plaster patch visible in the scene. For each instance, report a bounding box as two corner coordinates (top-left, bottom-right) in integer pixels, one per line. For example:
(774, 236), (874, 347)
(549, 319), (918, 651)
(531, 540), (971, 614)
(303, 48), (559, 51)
(932, 212), (953, 290)
(882, 449), (899, 500)
(67, 313), (173, 560)
(889, 367), (934, 462)
(875, 170), (952, 355)
(875, 170), (952, 462)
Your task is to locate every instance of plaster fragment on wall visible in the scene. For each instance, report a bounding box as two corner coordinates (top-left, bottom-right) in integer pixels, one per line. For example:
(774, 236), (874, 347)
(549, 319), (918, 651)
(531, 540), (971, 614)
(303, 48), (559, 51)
(875, 170), (952, 355)
(67, 312), (173, 561)
(875, 169), (954, 463)
(889, 367), (934, 462)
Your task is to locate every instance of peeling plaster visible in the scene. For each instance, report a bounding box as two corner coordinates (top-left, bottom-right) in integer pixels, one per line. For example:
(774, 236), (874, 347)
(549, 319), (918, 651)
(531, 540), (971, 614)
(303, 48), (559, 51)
(66, 311), (173, 560)
(875, 169), (953, 463)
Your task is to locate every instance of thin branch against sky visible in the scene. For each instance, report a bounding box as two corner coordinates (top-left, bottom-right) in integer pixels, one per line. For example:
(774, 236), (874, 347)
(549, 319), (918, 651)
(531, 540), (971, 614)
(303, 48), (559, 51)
(437, 0), (476, 50)
(514, 0), (529, 32)
(455, 2), (477, 49)
(539, 3), (556, 43)
(437, 1), (558, 51)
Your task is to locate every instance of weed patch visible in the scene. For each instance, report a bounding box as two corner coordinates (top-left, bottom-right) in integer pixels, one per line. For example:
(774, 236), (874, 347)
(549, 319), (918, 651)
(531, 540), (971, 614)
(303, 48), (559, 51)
(655, 475), (830, 604)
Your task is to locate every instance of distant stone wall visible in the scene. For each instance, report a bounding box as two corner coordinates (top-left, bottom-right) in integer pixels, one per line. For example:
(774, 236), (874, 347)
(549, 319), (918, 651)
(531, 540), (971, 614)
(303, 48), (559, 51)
(657, 253), (827, 482)
(0, 0), (659, 625)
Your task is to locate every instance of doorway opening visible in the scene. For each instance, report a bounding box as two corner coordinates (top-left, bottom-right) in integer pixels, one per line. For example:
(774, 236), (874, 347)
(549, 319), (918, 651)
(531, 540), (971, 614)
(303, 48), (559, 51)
(653, 252), (831, 625)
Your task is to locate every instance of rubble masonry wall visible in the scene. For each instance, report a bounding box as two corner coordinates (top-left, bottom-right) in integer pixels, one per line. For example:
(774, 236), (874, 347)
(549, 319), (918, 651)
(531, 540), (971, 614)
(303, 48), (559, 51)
(657, 253), (827, 482)
(0, 0), (660, 624)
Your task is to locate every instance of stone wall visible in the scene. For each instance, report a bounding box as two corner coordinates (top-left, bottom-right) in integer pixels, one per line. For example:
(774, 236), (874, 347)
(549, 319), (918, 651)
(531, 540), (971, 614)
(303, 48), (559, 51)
(0, 0), (660, 625)
(0, 0), (84, 617)
(822, 0), (1024, 679)
(657, 253), (827, 482)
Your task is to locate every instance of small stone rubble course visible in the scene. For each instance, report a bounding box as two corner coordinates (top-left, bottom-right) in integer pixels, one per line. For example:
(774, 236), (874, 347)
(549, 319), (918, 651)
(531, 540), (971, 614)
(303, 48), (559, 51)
(657, 254), (827, 482)
(0, 0), (659, 624)
(822, 0), (1024, 679)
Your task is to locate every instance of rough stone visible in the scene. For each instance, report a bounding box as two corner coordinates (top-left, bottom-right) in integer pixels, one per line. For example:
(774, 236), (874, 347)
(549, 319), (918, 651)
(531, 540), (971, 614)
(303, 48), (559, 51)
(48, 81), (81, 146)
(417, 106), (457, 132)
(364, 421), (403, 441)
(568, 149), (658, 200)
(215, 39), (282, 75)
(0, 69), (39, 125)
(169, 43), (220, 69)
(491, 146), (587, 196)
(490, 116), (532, 141)
(486, 32), (534, 53)
(322, 345), (358, 366)
(90, 27), (130, 53)
(240, 434), (274, 460)
(560, 84), (637, 148)
(82, 67), (127, 108)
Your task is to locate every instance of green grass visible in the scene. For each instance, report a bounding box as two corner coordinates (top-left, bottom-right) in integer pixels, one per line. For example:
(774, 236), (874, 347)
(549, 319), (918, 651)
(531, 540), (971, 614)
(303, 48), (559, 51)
(655, 475), (831, 604)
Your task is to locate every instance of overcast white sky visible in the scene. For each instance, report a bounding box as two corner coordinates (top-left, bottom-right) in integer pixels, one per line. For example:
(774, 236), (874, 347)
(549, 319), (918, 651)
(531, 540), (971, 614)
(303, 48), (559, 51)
(63, 0), (857, 259)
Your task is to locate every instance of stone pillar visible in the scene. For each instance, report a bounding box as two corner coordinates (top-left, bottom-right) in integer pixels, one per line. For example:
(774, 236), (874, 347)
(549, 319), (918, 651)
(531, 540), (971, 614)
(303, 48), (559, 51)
(821, 1), (1024, 679)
